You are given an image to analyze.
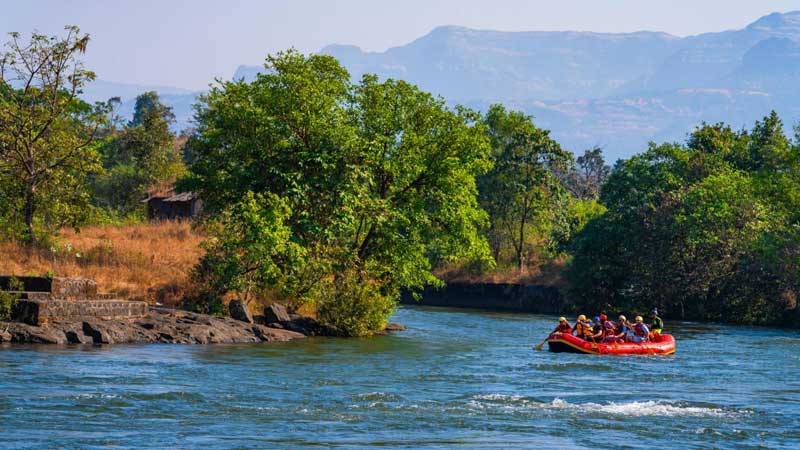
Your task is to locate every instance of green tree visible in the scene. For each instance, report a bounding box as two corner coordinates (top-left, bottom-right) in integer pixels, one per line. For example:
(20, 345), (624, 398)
(478, 104), (572, 271)
(93, 91), (184, 217)
(0, 26), (104, 244)
(564, 146), (611, 200)
(183, 50), (493, 335)
(566, 113), (800, 326)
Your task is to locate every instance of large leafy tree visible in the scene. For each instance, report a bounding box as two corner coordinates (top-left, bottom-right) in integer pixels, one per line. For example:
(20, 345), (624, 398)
(0, 26), (104, 244)
(566, 112), (800, 326)
(183, 51), (492, 334)
(478, 104), (572, 271)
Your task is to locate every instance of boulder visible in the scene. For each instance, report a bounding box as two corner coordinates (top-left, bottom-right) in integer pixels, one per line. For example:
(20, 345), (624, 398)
(385, 323), (406, 332)
(264, 303), (290, 323)
(228, 299), (254, 323)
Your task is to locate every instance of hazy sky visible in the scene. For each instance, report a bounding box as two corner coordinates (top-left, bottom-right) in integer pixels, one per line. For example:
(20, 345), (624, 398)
(3, 0), (800, 90)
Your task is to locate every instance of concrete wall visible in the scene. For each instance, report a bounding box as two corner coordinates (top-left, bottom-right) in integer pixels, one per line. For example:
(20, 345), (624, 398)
(401, 282), (565, 314)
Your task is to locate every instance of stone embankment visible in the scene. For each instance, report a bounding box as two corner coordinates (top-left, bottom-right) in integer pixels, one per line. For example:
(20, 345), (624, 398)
(401, 282), (565, 314)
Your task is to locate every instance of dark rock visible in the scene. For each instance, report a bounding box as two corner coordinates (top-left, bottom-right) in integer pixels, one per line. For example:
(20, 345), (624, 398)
(264, 303), (290, 323)
(229, 299), (254, 323)
(385, 323), (406, 332)
(83, 321), (112, 344)
(252, 315), (266, 325)
(0, 307), (304, 345)
(7, 323), (66, 344)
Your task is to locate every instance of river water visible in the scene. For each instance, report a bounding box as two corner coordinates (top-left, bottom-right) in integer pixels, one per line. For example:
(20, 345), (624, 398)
(1, 306), (799, 449)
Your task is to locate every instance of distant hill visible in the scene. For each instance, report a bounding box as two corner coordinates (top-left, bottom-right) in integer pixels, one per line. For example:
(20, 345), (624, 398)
(80, 80), (200, 131)
(233, 11), (800, 160)
(103, 11), (800, 161)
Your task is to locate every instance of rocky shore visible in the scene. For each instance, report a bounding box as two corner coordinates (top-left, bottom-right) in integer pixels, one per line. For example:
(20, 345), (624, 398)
(0, 307), (310, 344)
(0, 306), (407, 345)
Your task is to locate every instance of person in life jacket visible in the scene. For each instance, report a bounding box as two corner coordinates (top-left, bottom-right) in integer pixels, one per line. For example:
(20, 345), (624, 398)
(606, 315), (630, 342)
(573, 315), (592, 340)
(649, 309), (664, 335)
(589, 316), (604, 342)
(552, 317), (572, 335)
(631, 316), (650, 343)
(601, 314), (617, 342)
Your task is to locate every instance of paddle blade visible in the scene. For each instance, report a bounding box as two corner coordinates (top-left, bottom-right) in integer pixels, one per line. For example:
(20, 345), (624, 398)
(534, 341), (545, 351)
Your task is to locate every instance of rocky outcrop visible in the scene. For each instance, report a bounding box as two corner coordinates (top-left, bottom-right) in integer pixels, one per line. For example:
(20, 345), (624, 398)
(0, 308), (304, 345)
(228, 299), (254, 324)
(264, 303), (291, 323)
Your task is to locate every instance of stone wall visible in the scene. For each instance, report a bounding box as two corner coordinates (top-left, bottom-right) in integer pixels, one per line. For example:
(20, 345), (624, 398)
(0, 276), (98, 300)
(13, 299), (148, 326)
(401, 282), (566, 314)
(3, 275), (148, 326)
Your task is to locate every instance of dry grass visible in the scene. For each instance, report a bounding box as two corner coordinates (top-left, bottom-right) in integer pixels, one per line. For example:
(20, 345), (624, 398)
(0, 221), (205, 304)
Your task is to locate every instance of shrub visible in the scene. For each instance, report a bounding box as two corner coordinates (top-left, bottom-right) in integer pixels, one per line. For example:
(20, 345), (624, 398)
(317, 271), (397, 337)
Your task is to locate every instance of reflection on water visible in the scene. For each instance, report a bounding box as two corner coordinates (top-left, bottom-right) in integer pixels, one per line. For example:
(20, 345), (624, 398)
(1, 306), (799, 449)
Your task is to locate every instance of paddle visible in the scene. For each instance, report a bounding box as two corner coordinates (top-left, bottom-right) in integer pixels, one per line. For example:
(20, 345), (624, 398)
(534, 337), (548, 351)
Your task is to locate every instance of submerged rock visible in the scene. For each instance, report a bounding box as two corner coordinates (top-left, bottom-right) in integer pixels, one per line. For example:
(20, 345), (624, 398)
(0, 307), (305, 345)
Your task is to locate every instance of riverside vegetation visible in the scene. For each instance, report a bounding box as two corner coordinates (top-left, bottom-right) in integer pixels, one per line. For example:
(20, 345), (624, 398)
(1, 27), (799, 334)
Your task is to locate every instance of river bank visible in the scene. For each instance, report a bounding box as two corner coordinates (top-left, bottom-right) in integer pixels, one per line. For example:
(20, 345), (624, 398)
(0, 307), (307, 344)
(401, 282), (564, 314)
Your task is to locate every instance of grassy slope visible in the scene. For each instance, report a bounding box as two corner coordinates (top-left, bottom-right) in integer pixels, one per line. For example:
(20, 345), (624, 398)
(0, 221), (204, 305)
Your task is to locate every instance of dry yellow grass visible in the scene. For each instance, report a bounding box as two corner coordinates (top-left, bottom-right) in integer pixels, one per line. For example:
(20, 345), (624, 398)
(0, 221), (204, 304)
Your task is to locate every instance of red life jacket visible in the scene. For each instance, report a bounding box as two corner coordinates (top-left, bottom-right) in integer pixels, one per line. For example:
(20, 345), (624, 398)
(555, 323), (572, 333)
(633, 322), (648, 337)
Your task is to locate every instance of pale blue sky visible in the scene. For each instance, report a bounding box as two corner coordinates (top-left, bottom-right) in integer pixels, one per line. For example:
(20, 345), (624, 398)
(3, 0), (800, 89)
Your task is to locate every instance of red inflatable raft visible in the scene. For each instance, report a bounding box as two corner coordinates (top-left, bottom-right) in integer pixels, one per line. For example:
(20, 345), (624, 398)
(547, 332), (676, 355)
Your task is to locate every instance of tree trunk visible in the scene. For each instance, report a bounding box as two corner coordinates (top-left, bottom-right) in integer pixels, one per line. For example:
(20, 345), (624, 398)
(516, 217), (526, 272)
(24, 177), (36, 245)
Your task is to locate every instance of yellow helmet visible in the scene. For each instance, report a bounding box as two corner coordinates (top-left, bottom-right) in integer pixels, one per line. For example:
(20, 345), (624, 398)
(577, 314), (587, 321)
(618, 315), (627, 322)
(558, 316), (567, 322)
(635, 316), (643, 322)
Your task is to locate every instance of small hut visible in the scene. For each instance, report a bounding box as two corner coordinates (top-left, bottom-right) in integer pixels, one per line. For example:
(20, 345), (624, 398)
(142, 185), (202, 221)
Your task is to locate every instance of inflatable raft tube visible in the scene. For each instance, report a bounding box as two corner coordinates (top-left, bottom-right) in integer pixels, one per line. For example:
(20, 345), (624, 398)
(547, 332), (676, 355)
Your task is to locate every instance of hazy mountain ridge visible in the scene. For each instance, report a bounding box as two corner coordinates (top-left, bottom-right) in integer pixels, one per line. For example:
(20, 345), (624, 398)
(106, 11), (800, 159)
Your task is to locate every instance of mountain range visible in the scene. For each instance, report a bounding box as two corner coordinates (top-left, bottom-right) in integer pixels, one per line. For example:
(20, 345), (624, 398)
(89, 11), (800, 161)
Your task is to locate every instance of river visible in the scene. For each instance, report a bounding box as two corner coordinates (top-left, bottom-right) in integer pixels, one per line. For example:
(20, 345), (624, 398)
(1, 306), (799, 449)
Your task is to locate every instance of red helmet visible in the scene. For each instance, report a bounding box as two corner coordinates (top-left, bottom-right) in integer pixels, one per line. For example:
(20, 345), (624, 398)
(599, 314), (607, 321)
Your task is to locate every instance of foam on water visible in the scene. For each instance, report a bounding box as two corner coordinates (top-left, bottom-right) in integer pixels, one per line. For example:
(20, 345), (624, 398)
(468, 395), (746, 418)
(552, 398), (746, 418)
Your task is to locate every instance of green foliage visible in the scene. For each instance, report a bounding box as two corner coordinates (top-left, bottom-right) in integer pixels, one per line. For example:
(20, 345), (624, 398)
(477, 104), (572, 270)
(562, 146), (611, 200)
(92, 91), (184, 218)
(316, 270), (397, 337)
(0, 26), (105, 244)
(566, 112), (800, 326)
(183, 50), (493, 334)
(0, 277), (22, 321)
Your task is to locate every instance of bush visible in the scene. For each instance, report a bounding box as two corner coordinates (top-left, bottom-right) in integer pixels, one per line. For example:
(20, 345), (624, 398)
(317, 271), (397, 337)
(0, 277), (22, 321)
